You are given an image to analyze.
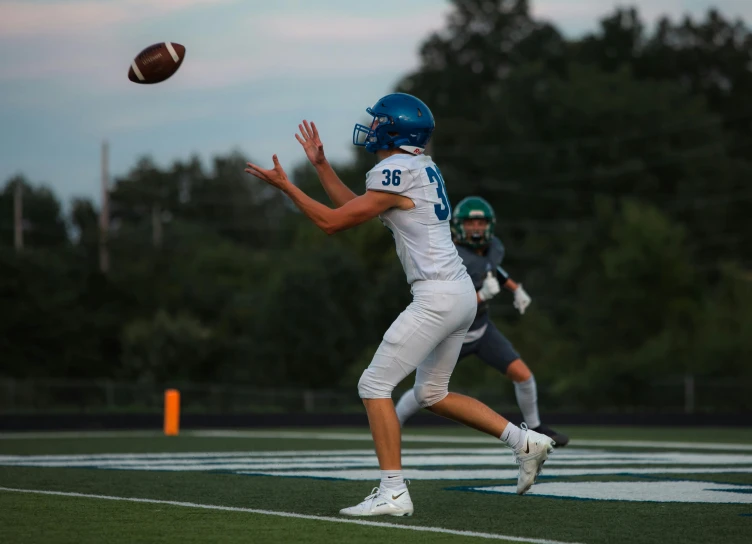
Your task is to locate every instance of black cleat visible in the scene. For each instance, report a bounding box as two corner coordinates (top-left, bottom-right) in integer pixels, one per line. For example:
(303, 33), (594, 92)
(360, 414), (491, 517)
(532, 425), (570, 448)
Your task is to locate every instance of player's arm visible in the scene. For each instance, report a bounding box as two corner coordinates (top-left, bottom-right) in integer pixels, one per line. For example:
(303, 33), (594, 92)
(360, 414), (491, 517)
(283, 185), (407, 234)
(244, 155), (408, 235)
(497, 265), (532, 314)
(313, 160), (357, 207)
(296, 120), (356, 207)
(497, 266), (518, 291)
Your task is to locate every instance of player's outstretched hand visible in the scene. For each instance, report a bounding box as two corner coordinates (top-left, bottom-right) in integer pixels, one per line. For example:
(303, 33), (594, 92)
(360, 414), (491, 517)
(295, 120), (326, 166)
(513, 284), (532, 315)
(245, 155), (291, 190)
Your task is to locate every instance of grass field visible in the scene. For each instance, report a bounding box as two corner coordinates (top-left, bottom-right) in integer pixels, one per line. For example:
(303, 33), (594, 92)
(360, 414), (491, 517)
(1, 426), (751, 543)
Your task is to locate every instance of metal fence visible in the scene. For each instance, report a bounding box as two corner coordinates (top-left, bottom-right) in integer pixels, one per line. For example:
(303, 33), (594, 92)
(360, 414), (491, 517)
(1, 377), (750, 415)
(0, 379), (364, 414)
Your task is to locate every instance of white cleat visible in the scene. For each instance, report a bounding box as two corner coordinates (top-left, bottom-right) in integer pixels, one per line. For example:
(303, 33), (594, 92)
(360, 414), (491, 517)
(514, 428), (555, 495)
(339, 486), (414, 517)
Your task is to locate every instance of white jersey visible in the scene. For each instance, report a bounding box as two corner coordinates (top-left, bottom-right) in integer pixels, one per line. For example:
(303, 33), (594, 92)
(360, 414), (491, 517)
(365, 154), (469, 285)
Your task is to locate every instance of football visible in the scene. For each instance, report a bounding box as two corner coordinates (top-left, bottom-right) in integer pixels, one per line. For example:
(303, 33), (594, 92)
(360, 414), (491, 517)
(128, 42), (186, 84)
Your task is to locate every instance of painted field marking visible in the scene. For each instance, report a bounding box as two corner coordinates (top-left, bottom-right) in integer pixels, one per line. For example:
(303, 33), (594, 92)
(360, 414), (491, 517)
(467, 481), (752, 504)
(243, 467), (752, 481)
(0, 446), (746, 462)
(1, 429), (751, 452)
(3, 447), (750, 484)
(0, 486), (584, 544)
(192, 431), (752, 452)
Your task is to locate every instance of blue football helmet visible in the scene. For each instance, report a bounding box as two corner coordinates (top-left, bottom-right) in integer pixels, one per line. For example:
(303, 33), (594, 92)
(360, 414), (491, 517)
(352, 93), (435, 154)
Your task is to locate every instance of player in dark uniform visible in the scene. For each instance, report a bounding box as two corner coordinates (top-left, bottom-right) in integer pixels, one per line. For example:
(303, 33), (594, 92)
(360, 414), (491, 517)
(395, 196), (569, 447)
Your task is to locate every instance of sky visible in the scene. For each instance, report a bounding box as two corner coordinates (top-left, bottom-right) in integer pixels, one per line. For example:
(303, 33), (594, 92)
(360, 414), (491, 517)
(1, 0), (751, 208)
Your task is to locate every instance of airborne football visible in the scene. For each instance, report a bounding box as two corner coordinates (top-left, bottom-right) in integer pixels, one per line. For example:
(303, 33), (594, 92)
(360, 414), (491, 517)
(128, 42), (186, 84)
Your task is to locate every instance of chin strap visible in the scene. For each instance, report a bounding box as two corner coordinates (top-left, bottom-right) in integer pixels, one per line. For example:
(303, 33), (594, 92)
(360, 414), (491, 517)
(399, 145), (424, 155)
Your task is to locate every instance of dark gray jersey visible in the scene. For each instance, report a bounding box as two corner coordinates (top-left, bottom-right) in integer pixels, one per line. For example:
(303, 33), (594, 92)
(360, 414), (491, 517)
(455, 236), (505, 332)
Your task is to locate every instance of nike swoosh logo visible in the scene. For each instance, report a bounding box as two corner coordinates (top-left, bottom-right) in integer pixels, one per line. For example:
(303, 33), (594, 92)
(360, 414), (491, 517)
(392, 491), (407, 500)
(387, 475), (399, 478)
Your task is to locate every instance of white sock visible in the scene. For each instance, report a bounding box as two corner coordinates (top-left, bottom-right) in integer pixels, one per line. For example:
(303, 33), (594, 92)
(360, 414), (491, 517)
(380, 470), (405, 492)
(500, 422), (525, 451)
(514, 376), (541, 429)
(395, 388), (421, 427)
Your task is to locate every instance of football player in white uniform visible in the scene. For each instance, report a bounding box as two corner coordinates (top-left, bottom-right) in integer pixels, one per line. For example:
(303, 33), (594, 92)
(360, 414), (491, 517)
(245, 93), (555, 517)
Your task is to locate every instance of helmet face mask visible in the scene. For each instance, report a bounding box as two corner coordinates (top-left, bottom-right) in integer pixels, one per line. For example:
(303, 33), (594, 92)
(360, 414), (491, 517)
(353, 114), (391, 149)
(353, 93), (435, 154)
(464, 218), (492, 247)
(451, 197), (496, 249)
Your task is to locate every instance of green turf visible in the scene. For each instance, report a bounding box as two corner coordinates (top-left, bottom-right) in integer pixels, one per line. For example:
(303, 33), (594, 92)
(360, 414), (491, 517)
(2, 467), (750, 544)
(0, 492), (508, 544)
(1, 426), (751, 544)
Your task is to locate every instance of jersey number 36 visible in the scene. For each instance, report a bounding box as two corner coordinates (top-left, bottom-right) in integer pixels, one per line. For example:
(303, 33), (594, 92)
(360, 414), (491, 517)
(381, 169), (401, 186)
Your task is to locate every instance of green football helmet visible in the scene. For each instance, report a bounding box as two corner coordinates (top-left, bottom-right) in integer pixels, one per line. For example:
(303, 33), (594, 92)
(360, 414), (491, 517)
(451, 196), (496, 248)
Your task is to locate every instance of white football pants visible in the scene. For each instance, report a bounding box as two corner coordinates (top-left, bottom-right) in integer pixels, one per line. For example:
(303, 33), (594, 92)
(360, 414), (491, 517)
(358, 278), (476, 407)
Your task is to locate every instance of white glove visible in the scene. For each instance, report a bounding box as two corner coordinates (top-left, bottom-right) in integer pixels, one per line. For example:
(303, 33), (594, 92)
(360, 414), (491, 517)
(478, 271), (501, 302)
(513, 284), (532, 315)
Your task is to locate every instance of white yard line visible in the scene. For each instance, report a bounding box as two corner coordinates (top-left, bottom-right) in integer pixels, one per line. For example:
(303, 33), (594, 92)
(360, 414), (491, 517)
(241, 467), (752, 481)
(0, 486), (584, 544)
(1, 429), (751, 452)
(573, 439), (752, 451)
(192, 430), (752, 451)
(3, 452), (751, 469)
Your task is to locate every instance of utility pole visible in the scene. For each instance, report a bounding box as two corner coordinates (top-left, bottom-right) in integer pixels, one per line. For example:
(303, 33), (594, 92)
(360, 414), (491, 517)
(684, 373), (695, 414)
(152, 203), (162, 249)
(99, 140), (110, 273)
(13, 181), (23, 251)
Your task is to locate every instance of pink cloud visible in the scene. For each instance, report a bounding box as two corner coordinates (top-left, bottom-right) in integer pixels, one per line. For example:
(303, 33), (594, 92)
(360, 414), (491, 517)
(260, 11), (449, 42)
(157, 10), (450, 89)
(0, 0), (233, 37)
(172, 9), (447, 89)
(172, 49), (409, 90)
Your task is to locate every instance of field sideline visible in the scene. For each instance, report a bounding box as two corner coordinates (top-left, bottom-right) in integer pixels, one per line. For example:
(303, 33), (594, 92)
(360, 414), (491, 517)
(1, 426), (751, 543)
